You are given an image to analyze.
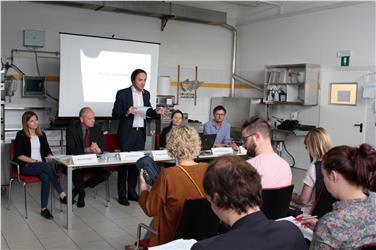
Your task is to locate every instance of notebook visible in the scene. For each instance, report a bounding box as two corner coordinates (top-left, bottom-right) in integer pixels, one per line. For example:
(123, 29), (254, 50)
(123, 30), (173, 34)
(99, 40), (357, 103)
(200, 133), (217, 151)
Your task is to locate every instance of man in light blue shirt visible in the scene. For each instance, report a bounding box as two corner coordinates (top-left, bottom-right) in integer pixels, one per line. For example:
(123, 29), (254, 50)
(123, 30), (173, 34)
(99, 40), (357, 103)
(203, 105), (232, 146)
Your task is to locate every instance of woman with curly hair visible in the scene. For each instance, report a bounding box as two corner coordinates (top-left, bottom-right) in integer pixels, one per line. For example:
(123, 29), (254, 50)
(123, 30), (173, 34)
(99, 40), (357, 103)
(138, 125), (208, 246)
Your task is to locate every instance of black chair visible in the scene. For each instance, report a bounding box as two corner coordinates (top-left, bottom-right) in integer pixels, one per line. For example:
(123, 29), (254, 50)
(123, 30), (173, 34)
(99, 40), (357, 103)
(359, 243), (376, 250)
(261, 185), (294, 220)
(136, 197), (221, 249)
(175, 197), (221, 240)
(310, 184), (337, 219)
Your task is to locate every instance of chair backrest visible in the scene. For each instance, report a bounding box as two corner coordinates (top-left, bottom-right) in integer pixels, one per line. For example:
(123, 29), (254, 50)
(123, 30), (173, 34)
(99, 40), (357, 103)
(11, 139), (16, 159)
(261, 184), (294, 220)
(310, 184), (338, 219)
(103, 133), (120, 152)
(175, 197), (220, 241)
(359, 242), (376, 249)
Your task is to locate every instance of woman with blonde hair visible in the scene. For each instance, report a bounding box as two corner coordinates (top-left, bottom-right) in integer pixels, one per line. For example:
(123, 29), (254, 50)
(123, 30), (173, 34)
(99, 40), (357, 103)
(138, 125), (208, 246)
(14, 111), (67, 219)
(292, 128), (333, 206)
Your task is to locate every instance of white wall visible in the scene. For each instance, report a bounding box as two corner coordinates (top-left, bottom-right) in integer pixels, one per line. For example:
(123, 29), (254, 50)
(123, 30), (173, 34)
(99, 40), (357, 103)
(237, 2), (376, 169)
(1, 1), (238, 130)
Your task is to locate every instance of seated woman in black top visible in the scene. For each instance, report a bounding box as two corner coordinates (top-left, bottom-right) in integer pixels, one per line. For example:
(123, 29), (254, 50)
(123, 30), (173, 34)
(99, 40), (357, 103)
(14, 111), (67, 219)
(159, 110), (183, 148)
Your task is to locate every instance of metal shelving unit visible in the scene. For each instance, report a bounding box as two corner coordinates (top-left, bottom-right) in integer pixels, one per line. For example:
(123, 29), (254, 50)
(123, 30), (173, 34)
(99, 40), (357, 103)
(263, 63), (320, 105)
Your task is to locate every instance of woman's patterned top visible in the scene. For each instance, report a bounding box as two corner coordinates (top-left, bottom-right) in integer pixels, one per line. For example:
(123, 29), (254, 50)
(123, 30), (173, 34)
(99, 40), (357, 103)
(310, 192), (376, 249)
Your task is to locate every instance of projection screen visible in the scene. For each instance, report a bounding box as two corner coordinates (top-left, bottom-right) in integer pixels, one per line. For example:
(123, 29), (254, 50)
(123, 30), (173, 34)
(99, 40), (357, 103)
(59, 33), (159, 117)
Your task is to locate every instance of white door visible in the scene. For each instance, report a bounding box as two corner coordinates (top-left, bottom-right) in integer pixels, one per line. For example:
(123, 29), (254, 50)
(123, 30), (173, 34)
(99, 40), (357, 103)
(319, 70), (368, 146)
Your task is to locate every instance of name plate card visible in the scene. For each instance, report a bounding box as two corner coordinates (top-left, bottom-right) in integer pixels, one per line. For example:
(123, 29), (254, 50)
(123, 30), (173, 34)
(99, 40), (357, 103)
(71, 154), (98, 165)
(151, 150), (170, 161)
(119, 152), (145, 161)
(211, 147), (233, 156)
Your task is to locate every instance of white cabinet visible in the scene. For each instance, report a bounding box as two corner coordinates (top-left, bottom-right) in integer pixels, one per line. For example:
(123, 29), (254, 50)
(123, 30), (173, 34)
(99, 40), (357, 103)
(264, 64), (320, 105)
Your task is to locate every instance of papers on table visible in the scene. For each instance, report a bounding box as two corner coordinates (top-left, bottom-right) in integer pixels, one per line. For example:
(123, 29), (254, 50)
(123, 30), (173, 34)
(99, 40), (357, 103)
(238, 146), (247, 155)
(45, 154), (71, 161)
(148, 239), (197, 250)
(211, 147), (233, 156)
(119, 151), (145, 161)
(151, 150), (170, 161)
(277, 216), (313, 241)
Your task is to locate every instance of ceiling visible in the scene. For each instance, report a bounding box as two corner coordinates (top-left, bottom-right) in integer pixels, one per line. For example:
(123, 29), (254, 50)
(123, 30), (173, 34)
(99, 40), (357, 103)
(35, 1), (368, 28)
(178, 1), (367, 26)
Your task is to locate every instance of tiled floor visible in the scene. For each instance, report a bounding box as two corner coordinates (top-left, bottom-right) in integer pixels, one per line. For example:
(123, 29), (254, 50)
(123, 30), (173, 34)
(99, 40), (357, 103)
(1, 173), (151, 250)
(1, 168), (307, 250)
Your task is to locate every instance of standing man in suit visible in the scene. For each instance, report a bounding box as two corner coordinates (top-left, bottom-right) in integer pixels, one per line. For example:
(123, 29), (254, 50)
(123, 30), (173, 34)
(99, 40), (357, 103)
(191, 155), (307, 250)
(66, 107), (111, 208)
(112, 69), (168, 206)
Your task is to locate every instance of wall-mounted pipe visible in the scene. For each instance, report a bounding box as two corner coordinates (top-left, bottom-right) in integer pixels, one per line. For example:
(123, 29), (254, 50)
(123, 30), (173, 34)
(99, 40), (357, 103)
(11, 49), (60, 65)
(232, 74), (264, 92)
(176, 64), (180, 105)
(220, 24), (237, 97)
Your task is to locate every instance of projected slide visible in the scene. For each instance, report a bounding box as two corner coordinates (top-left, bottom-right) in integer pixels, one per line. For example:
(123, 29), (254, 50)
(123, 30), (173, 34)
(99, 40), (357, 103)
(80, 50), (151, 102)
(59, 33), (159, 117)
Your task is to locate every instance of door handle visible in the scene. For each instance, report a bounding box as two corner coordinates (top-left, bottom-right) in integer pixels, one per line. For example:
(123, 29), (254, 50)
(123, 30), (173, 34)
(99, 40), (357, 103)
(354, 123), (363, 133)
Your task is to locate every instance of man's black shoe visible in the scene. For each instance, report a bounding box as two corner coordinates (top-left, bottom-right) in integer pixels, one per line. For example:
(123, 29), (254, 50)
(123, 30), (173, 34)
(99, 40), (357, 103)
(41, 208), (53, 219)
(77, 193), (85, 208)
(128, 195), (139, 202)
(118, 197), (130, 206)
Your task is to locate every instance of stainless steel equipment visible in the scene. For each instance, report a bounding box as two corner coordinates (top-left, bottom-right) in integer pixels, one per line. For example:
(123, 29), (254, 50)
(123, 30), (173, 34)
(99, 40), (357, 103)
(156, 95), (175, 108)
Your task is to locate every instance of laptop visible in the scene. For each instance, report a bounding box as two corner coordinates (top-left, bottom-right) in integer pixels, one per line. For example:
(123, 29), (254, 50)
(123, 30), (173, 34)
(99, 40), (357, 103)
(200, 133), (217, 151)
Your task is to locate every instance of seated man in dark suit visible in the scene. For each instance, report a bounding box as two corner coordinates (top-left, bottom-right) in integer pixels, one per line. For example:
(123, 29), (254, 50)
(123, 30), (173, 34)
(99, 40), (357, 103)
(191, 155), (308, 250)
(66, 107), (111, 208)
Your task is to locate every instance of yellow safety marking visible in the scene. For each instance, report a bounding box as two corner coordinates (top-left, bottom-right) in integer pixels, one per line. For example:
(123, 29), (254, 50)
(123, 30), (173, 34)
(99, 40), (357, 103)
(170, 81), (263, 89)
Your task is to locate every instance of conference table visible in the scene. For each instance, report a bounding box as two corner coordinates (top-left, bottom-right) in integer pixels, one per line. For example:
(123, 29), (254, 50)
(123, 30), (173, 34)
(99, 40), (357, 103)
(50, 151), (247, 230)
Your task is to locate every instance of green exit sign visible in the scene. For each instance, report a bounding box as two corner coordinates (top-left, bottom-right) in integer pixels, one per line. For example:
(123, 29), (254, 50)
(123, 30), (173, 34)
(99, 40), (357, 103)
(341, 56), (350, 67)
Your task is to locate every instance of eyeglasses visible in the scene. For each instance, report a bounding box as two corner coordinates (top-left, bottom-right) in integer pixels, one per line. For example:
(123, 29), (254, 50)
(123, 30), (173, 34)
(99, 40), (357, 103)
(241, 133), (254, 143)
(214, 113), (225, 117)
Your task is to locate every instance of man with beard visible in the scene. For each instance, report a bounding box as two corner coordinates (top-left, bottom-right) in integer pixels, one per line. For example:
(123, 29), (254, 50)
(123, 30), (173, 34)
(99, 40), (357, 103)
(241, 117), (292, 189)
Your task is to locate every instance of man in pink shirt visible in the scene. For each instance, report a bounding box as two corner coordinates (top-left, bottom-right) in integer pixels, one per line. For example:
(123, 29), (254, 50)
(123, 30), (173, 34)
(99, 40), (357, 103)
(241, 117), (292, 189)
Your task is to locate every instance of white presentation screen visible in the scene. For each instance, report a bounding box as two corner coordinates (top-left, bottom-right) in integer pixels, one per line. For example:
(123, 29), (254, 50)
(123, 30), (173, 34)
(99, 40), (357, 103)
(59, 33), (159, 117)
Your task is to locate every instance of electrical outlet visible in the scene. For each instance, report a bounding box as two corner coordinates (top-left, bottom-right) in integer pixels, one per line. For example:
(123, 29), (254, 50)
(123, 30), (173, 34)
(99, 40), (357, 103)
(290, 111), (298, 120)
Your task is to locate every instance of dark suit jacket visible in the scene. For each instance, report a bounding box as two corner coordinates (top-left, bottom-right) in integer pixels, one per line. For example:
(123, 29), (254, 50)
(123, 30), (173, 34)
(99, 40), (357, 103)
(14, 130), (52, 167)
(66, 122), (104, 155)
(191, 211), (308, 250)
(112, 86), (157, 151)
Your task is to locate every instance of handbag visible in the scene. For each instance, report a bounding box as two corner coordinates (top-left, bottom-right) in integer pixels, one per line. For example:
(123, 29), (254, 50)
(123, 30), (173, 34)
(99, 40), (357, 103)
(136, 156), (161, 185)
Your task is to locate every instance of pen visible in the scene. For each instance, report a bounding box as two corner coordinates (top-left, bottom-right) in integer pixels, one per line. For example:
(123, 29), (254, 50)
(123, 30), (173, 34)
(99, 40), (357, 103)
(295, 215), (317, 222)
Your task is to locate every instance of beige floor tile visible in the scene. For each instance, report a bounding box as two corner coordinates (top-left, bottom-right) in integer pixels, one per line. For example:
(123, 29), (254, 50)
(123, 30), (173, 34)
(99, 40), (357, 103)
(68, 230), (104, 244)
(8, 239), (44, 250)
(3, 229), (37, 243)
(39, 235), (76, 248)
(77, 240), (114, 250)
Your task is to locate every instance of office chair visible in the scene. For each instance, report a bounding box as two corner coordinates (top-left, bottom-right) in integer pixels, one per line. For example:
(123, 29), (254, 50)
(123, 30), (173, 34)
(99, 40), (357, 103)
(135, 197), (221, 249)
(7, 140), (53, 219)
(175, 197), (220, 240)
(261, 184), (294, 220)
(310, 184), (337, 219)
